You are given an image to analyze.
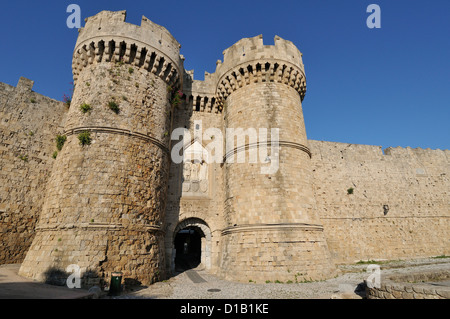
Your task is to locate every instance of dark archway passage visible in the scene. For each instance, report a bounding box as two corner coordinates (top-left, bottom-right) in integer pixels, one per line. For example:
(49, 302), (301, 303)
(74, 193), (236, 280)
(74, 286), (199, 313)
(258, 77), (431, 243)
(170, 218), (212, 274)
(174, 227), (202, 272)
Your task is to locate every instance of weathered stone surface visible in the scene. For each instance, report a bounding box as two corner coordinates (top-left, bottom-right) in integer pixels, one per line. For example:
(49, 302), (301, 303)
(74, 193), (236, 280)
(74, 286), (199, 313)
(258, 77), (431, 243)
(309, 140), (449, 264)
(0, 9), (448, 287)
(402, 292), (414, 299)
(0, 78), (67, 264)
(18, 11), (178, 286)
(366, 272), (449, 299)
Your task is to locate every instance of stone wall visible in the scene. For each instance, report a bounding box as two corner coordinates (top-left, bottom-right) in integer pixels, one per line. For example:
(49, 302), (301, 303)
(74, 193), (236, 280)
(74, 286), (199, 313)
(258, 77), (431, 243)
(310, 140), (450, 264)
(1, 10), (449, 288)
(218, 82), (336, 282)
(365, 270), (450, 299)
(164, 104), (226, 274)
(19, 10), (182, 286)
(366, 281), (449, 299)
(0, 77), (67, 264)
(19, 62), (173, 286)
(215, 35), (335, 282)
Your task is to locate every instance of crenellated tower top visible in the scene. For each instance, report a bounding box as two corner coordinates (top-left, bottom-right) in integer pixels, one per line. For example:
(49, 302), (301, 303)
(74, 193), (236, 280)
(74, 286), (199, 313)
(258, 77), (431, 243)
(71, 12), (306, 115)
(214, 35), (307, 108)
(72, 10), (183, 87)
(219, 34), (304, 72)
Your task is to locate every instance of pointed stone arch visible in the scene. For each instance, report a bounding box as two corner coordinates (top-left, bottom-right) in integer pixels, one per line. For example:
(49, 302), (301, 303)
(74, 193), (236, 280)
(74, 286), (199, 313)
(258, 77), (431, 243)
(172, 218), (212, 272)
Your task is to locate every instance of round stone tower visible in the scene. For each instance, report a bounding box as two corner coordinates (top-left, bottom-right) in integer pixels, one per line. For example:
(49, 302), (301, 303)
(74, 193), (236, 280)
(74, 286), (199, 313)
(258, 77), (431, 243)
(19, 11), (182, 286)
(216, 35), (336, 282)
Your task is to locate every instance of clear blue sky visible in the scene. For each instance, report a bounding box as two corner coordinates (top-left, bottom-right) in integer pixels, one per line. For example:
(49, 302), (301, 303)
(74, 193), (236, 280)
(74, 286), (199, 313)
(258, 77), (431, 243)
(1, 0), (449, 150)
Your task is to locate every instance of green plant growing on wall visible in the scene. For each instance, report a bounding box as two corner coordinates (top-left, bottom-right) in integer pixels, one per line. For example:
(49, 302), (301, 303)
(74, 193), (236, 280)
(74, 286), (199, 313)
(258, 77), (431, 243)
(347, 187), (354, 195)
(62, 82), (74, 108)
(171, 93), (181, 108)
(30, 98), (36, 103)
(80, 103), (92, 114)
(78, 131), (91, 146)
(18, 154), (28, 162)
(108, 101), (120, 114)
(52, 151), (58, 159)
(56, 135), (67, 151)
(169, 89), (183, 108)
(128, 67), (134, 74)
(356, 260), (378, 265)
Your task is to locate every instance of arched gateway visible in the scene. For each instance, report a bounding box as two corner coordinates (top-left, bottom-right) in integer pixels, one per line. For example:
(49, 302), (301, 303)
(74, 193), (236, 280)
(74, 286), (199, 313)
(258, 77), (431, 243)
(171, 218), (211, 273)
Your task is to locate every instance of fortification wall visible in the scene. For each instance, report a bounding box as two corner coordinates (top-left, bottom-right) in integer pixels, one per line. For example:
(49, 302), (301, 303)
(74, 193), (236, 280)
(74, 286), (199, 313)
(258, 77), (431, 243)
(0, 78), (68, 264)
(309, 140), (450, 264)
(164, 105), (225, 274)
(214, 34), (306, 109)
(2, 10), (448, 287)
(72, 10), (181, 87)
(216, 35), (335, 282)
(19, 10), (181, 286)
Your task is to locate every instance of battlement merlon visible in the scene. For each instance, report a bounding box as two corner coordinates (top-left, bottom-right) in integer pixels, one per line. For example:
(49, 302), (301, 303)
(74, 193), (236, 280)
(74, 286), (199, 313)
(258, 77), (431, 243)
(183, 70), (217, 96)
(219, 35), (304, 71)
(213, 35), (307, 103)
(17, 77), (34, 92)
(72, 10), (183, 86)
(180, 35), (307, 112)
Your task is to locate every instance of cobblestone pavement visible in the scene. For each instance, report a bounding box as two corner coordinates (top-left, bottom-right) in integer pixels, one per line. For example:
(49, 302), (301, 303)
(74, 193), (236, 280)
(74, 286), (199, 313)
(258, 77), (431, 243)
(118, 257), (450, 299)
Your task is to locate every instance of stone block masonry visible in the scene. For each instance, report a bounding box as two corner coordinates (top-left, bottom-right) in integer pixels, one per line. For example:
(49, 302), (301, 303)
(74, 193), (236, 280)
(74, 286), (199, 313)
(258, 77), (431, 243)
(0, 78), (68, 264)
(310, 141), (449, 264)
(0, 10), (447, 287)
(217, 36), (335, 281)
(19, 10), (182, 286)
(365, 270), (450, 299)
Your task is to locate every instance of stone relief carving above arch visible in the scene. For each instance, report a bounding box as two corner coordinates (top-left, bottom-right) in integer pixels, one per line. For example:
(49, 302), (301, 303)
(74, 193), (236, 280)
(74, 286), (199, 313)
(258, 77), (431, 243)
(181, 140), (211, 197)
